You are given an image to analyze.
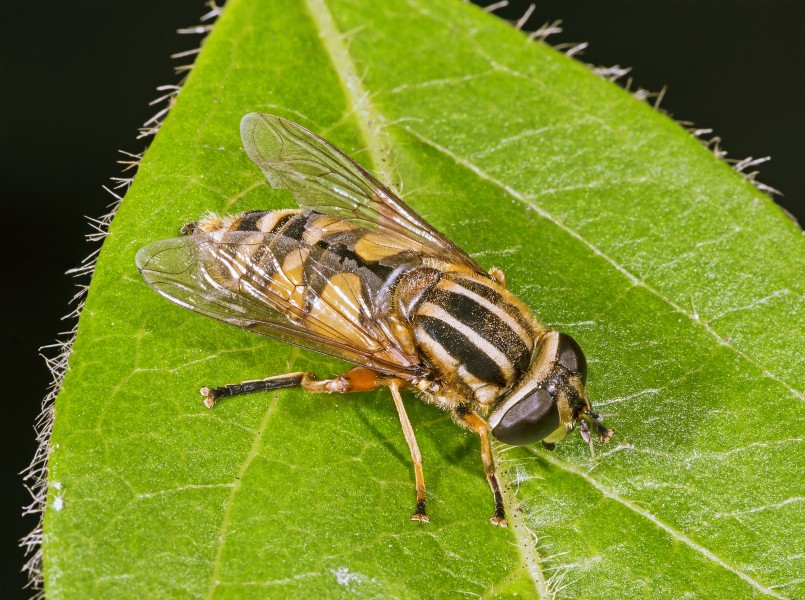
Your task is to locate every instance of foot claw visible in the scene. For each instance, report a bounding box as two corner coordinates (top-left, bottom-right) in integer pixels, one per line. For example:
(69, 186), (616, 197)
(200, 387), (215, 409)
(410, 513), (430, 523)
(490, 515), (508, 527)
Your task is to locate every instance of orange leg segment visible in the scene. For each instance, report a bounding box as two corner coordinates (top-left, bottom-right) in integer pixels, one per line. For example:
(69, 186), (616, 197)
(456, 409), (508, 527)
(200, 366), (383, 408)
(388, 380), (429, 522)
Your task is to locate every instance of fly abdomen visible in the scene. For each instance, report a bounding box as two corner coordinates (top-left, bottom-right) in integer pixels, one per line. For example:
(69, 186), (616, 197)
(206, 209), (422, 310)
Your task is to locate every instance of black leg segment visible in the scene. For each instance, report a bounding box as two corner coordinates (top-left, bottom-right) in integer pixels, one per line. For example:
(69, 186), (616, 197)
(201, 372), (307, 408)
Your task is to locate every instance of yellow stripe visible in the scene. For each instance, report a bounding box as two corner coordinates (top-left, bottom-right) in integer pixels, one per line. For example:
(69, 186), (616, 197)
(415, 327), (459, 373)
(256, 209), (299, 233)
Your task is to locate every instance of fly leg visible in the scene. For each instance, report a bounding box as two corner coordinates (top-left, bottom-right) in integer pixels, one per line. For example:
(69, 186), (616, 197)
(454, 408), (508, 527)
(202, 369), (429, 523)
(388, 380), (429, 523)
(200, 366), (384, 408)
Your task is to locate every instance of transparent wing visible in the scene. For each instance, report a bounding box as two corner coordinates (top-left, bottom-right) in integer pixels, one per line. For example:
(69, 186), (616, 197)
(136, 231), (423, 377)
(240, 112), (484, 272)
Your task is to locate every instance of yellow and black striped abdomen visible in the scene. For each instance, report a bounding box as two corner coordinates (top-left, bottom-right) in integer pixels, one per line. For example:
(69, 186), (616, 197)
(410, 271), (539, 405)
(181, 208), (430, 375)
(207, 208), (425, 311)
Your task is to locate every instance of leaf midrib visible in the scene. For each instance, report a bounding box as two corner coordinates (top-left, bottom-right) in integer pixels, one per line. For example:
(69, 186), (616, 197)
(306, 0), (562, 595)
(170, 0), (797, 596)
(251, 0), (799, 594)
(306, 0), (397, 187)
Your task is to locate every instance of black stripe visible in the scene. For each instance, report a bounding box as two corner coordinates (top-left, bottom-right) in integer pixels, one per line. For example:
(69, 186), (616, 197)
(277, 211), (310, 241)
(417, 315), (506, 385)
(233, 210), (268, 232)
(300, 239), (393, 315)
(321, 241), (395, 281)
(433, 288), (531, 376)
(303, 221), (419, 305)
(228, 210), (298, 235)
(230, 211), (302, 276)
(269, 212), (295, 234)
(256, 212), (311, 272)
(451, 276), (535, 337)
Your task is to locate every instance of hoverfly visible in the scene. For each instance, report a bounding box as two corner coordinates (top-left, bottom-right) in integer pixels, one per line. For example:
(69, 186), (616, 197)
(136, 113), (612, 526)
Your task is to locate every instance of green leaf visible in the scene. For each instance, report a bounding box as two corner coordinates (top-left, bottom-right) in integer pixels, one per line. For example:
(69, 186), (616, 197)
(43, 0), (804, 597)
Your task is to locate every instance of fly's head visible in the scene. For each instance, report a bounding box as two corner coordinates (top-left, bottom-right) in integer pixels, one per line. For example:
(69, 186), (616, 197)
(488, 331), (612, 453)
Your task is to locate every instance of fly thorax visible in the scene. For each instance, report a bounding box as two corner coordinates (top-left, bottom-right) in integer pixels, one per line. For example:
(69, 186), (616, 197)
(488, 330), (591, 446)
(406, 271), (538, 401)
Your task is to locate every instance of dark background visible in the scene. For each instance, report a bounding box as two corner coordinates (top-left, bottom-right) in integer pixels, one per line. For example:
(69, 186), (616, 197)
(1, 0), (802, 595)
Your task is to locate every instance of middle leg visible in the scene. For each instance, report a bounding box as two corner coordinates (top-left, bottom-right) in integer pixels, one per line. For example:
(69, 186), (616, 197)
(388, 380), (429, 523)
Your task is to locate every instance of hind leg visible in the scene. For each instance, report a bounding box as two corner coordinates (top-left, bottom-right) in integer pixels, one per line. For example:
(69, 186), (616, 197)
(201, 368), (429, 522)
(200, 366), (384, 408)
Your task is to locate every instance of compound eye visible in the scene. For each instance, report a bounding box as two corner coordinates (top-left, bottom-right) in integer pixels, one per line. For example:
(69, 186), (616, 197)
(491, 388), (559, 446)
(557, 333), (587, 384)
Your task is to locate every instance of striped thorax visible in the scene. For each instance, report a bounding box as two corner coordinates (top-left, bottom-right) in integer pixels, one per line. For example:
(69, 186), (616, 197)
(394, 265), (539, 408)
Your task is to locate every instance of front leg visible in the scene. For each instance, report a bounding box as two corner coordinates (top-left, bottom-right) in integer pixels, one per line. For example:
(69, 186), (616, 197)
(454, 407), (508, 527)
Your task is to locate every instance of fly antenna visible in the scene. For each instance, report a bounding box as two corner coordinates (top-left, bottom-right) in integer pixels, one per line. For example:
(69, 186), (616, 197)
(579, 416), (596, 459)
(588, 410), (614, 443)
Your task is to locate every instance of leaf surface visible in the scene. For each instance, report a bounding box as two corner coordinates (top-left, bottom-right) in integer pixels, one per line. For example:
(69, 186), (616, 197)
(43, 0), (804, 598)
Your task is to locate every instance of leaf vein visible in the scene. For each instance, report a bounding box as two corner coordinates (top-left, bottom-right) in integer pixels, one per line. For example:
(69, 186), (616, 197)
(204, 397), (280, 599)
(535, 449), (789, 599)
